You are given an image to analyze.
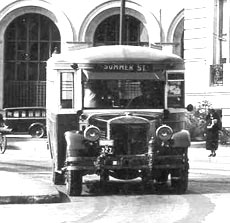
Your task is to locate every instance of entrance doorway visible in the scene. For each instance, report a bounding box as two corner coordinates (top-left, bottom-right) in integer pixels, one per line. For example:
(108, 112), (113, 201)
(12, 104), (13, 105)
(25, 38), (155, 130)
(4, 13), (61, 107)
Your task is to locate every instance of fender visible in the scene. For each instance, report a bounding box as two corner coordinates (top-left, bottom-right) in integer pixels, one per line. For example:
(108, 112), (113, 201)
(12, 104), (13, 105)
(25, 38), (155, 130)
(64, 131), (87, 161)
(171, 129), (191, 148)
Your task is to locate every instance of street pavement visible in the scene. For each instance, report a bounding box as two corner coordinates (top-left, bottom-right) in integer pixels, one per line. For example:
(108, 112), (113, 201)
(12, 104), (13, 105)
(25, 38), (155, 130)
(0, 136), (229, 204)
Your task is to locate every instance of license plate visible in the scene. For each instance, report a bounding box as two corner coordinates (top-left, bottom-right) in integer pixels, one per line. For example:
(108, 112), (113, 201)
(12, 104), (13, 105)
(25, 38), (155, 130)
(101, 146), (114, 154)
(112, 160), (118, 165)
(99, 139), (114, 146)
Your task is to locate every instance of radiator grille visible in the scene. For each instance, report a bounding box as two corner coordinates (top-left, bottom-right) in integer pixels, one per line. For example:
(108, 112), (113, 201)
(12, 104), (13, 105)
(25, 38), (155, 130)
(110, 123), (148, 155)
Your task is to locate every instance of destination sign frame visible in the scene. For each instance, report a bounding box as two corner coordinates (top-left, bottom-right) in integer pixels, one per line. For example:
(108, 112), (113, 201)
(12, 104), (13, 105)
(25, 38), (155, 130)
(95, 64), (155, 72)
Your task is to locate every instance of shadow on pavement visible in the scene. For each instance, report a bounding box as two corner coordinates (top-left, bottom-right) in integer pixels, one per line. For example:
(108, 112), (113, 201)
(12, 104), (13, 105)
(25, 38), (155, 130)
(57, 178), (230, 197)
(188, 179), (230, 194)
(77, 180), (184, 196)
(4, 145), (21, 150)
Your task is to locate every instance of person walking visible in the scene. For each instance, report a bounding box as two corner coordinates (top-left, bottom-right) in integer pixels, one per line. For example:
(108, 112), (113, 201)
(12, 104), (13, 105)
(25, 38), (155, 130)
(206, 109), (222, 157)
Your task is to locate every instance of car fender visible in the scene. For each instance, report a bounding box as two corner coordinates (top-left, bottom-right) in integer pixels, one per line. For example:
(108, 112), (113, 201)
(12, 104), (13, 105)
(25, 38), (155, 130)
(64, 131), (87, 160)
(171, 129), (191, 148)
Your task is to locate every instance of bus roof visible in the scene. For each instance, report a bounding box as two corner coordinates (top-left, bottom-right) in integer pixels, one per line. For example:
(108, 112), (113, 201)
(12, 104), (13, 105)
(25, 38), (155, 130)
(59, 45), (184, 67)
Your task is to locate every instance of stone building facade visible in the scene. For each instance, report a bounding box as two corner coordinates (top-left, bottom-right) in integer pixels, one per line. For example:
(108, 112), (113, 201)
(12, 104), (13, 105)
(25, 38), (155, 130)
(0, 0), (229, 126)
(184, 0), (230, 127)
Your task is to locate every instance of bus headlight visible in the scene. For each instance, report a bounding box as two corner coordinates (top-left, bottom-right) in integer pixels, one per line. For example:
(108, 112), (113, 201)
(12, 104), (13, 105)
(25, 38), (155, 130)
(156, 125), (173, 141)
(84, 125), (100, 141)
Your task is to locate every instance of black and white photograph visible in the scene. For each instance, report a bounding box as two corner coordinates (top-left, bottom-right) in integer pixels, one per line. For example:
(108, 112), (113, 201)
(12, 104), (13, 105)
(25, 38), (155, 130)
(0, 0), (229, 222)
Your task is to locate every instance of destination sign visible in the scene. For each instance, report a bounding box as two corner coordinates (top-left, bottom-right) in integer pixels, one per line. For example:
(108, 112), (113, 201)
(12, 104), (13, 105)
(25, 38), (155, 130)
(96, 64), (153, 72)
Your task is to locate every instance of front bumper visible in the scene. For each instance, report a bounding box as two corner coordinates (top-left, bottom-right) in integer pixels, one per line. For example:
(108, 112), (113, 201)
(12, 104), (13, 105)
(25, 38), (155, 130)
(65, 154), (188, 171)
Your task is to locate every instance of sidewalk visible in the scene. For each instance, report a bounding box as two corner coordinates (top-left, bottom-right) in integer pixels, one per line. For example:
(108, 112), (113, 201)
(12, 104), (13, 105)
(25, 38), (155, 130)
(189, 141), (230, 180)
(189, 141), (230, 163)
(0, 136), (63, 204)
(0, 171), (62, 204)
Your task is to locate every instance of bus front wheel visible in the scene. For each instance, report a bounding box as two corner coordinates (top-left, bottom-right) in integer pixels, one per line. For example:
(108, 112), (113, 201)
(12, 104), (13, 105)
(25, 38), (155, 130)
(66, 170), (82, 196)
(171, 168), (188, 194)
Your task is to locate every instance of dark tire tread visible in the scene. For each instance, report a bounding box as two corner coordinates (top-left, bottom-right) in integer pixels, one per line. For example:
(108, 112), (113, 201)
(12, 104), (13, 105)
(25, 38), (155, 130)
(66, 170), (82, 196)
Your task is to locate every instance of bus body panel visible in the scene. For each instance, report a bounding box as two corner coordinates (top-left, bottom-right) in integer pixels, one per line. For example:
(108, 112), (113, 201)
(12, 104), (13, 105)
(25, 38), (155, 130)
(47, 112), (80, 171)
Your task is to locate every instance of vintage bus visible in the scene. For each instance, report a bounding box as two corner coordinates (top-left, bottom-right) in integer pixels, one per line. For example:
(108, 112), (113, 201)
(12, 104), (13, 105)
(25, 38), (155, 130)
(46, 45), (192, 196)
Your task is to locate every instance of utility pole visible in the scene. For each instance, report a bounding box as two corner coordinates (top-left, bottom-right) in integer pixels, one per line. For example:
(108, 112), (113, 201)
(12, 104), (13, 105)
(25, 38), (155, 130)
(159, 9), (162, 45)
(119, 0), (126, 45)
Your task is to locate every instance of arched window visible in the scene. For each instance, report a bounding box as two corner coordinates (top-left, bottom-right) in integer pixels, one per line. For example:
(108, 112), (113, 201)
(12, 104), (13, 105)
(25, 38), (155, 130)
(94, 14), (148, 46)
(4, 13), (60, 107)
(173, 18), (184, 58)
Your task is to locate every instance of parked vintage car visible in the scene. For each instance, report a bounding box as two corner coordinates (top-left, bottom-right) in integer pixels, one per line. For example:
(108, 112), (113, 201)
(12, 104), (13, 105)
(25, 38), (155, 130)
(4, 107), (46, 138)
(46, 45), (192, 196)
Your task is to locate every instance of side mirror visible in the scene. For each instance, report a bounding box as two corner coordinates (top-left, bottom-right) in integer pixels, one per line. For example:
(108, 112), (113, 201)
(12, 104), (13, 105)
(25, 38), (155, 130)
(186, 104), (193, 112)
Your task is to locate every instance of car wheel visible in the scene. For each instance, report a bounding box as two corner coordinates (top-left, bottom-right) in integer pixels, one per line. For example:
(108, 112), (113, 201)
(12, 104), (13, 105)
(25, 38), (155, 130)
(66, 170), (82, 196)
(29, 125), (45, 138)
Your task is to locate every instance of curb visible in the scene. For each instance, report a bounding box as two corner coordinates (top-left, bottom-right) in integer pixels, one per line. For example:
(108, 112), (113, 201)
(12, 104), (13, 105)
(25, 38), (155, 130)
(190, 141), (230, 149)
(0, 194), (62, 205)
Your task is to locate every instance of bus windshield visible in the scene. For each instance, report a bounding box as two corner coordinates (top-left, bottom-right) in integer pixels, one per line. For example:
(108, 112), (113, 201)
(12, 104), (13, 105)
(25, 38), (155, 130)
(83, 79), (165, 109)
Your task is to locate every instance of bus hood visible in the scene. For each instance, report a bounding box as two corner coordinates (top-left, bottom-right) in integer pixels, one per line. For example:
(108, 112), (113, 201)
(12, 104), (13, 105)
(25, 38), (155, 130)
(87, 111), (163, 126)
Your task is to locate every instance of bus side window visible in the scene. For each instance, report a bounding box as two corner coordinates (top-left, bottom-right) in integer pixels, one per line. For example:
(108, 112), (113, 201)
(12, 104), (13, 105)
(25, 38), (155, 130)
(61, 72), (74, 109)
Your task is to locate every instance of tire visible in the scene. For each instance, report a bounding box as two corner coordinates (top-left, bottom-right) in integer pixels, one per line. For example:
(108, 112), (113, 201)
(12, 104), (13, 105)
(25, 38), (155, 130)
(100, 170), (109, 182)
(141, 170), (153, 192)
(66, 170), (82, 196)
(0, 135), (7, 154)
(29, 125), (45, 138)
(171, 168), (188, 194)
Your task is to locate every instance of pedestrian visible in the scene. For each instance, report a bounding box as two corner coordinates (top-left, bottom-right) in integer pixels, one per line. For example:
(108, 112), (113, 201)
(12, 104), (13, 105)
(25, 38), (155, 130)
(206, 109), (222, 157)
